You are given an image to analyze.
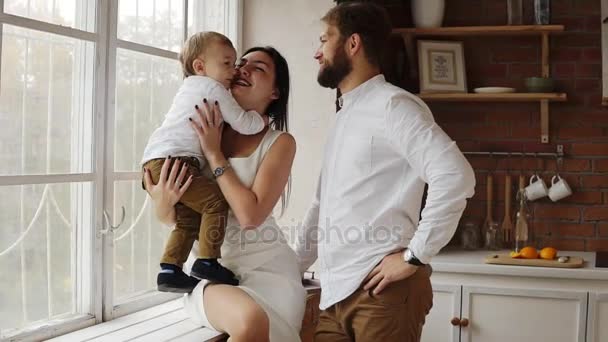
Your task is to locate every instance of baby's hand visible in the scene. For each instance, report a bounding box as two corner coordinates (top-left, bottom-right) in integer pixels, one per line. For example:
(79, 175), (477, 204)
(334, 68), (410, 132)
(262, 115), (270, 126)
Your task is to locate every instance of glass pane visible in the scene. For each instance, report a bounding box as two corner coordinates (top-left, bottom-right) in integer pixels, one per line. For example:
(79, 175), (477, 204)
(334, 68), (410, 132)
(118, 0), (185, 52)
(0, 182), (91, 336)
(114, 48), (181, 172)
(0, 25), (95, 176)
(4, 0), (96, 32)
(113, 180), (171, 302)
(187, 0), (227, 36)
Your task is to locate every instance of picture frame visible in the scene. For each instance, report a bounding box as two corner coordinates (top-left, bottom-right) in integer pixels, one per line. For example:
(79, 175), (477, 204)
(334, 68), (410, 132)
(417, 40), (467, 93)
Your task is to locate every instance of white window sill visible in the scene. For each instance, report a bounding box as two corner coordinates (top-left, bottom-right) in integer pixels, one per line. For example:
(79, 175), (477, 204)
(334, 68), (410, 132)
(48, 299), (226, 342)
(45, 280), (321, 342)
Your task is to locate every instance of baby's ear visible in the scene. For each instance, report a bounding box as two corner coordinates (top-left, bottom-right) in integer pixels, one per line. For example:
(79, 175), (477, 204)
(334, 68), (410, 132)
(192, 58), (205, 74)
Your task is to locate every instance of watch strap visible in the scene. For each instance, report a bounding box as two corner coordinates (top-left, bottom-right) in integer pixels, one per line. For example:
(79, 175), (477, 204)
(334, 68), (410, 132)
(404, 249), (425, 266)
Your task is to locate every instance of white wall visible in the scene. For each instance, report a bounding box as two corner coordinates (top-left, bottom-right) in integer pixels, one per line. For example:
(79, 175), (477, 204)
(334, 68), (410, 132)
(242, 0), (335, 234)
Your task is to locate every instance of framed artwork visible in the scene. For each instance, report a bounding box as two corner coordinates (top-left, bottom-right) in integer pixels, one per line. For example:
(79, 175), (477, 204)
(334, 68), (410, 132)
(417, 40), (467, 93)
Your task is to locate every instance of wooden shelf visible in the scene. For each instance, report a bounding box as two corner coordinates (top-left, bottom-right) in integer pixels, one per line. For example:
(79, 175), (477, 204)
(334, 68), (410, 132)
(393, 25), (567, 143)
(418, 93), (567, 102)
(418, 93), (566, 143)
(392, 25), (565, 37)
(392, 24), (567, 143)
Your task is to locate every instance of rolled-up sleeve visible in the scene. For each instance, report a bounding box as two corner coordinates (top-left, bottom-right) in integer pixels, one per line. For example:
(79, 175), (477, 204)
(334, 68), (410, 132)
(209, 85), (265, 135)
(385, 94), (476, 264)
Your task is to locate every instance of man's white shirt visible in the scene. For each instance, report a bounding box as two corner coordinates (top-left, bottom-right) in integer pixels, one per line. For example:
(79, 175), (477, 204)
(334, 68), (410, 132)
(295, 75), (475, 310)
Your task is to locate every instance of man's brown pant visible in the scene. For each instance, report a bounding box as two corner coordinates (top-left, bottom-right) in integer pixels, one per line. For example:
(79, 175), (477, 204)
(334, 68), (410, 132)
(143, 157), (229, 266)
(314, 265), (433, 342)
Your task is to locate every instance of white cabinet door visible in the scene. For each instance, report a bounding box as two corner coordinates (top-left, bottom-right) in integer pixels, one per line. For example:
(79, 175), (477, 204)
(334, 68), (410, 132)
(421, 284), (461, 342)
(461, 286), (587, 342)
(587, 292), (608, 342)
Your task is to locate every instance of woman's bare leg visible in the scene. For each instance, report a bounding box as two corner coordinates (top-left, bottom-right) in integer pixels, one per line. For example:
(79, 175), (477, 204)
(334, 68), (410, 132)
(203, 284), (270, 342)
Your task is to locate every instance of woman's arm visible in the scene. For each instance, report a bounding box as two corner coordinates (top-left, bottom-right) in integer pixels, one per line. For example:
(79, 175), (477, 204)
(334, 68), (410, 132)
(143, 157), (193, 226)
(190, 102), (296, 229)
(209, 134), (295, 228)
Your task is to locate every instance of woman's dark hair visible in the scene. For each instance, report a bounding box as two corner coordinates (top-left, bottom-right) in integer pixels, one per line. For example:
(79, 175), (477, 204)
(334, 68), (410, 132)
(241, 46), (291, 216)
(242, 46), (290, 133)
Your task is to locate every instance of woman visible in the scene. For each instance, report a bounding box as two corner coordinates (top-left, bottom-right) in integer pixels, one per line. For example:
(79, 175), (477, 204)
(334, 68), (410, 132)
(143, 46), (306, 342)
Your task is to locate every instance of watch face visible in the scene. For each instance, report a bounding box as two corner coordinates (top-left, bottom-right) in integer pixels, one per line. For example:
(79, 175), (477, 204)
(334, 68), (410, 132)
(405, 249), (412, 261)
(213, 167), (222, 176)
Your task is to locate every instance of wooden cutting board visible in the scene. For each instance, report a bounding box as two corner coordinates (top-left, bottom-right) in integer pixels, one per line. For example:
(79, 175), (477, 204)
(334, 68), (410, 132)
(484, 254), (584, 268)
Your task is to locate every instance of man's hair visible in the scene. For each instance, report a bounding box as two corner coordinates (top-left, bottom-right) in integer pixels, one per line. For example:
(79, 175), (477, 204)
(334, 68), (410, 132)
(179, 31), (234, 78)
(321, 1), (392, 67)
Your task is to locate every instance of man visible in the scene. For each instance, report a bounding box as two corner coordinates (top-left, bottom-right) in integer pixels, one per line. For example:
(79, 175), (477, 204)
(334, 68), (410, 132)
(295, 2), (476, 341)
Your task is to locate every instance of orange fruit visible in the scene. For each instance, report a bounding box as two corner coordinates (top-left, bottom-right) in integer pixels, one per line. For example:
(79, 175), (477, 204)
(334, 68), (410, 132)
(519, 246), (539, 259)
(510, 251), (522, 258)
(540, 247), (558, 260)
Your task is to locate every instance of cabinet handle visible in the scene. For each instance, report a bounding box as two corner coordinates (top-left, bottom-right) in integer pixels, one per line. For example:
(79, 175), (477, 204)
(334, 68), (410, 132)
(460, 318), (470, 327)
(450, 317), (461, 326)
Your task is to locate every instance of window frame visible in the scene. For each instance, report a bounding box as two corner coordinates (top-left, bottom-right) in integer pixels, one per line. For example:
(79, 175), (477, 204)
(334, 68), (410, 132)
(0, 0), (242, 340)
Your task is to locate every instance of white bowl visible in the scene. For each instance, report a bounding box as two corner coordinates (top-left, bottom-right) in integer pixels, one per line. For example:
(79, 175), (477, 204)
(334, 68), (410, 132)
(473, 87), (516, 94)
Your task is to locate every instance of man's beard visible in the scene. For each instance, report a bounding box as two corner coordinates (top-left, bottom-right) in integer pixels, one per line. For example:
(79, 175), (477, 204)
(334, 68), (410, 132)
(317, 45), (352, 89)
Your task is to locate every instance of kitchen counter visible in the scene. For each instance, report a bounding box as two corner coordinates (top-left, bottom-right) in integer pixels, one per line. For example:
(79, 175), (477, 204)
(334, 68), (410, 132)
(423, 249), (608, 342)
(431, 249), (608, 281)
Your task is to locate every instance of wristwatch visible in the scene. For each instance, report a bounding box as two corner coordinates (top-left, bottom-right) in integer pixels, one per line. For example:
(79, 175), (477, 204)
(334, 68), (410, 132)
(213, 163), (231, 178)
(403, 248), (425, 266)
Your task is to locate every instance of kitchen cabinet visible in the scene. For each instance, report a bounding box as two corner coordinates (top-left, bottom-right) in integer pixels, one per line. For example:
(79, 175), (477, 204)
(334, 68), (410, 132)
(424, 250), (608, 342)
(462, 286), (586, 342)
(423, 283), (587, 342)
(421, 284), (461, 342)
(300, 288), (321, 342)
(587, 292), (608, 342)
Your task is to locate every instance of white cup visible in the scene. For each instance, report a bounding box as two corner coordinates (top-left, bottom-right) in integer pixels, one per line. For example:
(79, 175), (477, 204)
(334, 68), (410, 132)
(525, 174), (548, 201)
(548, 174), (573, 202)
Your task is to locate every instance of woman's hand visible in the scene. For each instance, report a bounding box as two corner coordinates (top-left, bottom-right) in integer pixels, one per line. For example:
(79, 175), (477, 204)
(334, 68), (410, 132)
(190, 99), (225, 162)
(143, 158), (193, 225)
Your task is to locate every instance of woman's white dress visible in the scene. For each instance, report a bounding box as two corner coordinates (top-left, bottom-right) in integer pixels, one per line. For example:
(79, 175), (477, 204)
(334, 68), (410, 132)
(183, 129), (306, 341)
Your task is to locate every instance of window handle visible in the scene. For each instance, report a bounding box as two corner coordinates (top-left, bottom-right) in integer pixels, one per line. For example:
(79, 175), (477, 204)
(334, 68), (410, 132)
(100, 206), (126, 235)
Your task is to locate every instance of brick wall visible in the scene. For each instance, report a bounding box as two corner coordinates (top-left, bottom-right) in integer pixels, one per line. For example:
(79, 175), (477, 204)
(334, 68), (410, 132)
(389, 0), (607, 251)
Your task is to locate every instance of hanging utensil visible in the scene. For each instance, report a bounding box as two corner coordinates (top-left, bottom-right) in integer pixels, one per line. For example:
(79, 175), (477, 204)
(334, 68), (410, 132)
(501, 155), (514, 248)
(483, 172), (495, 249)
(514, 174), (529, 252)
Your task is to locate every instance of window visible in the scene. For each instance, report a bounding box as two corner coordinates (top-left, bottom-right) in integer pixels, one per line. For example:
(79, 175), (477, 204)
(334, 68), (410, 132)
(0, 1), (241, 340)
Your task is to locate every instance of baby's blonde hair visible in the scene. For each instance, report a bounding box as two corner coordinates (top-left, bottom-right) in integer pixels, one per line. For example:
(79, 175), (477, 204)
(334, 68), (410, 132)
(179, 31), (234, 78)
